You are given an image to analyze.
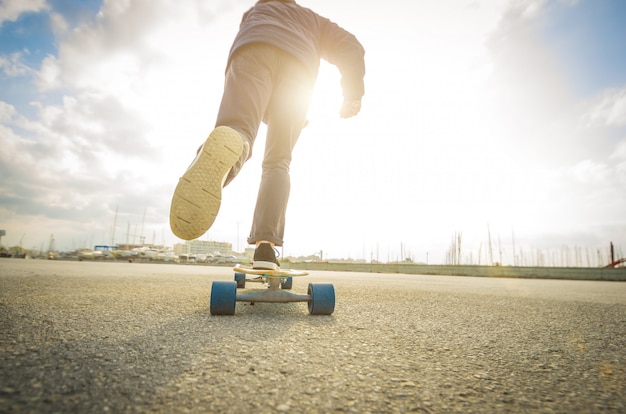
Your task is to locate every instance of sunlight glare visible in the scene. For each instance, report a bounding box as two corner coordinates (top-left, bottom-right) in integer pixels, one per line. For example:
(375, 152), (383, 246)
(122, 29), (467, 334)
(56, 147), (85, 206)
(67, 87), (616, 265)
(307, 61), (344, 124)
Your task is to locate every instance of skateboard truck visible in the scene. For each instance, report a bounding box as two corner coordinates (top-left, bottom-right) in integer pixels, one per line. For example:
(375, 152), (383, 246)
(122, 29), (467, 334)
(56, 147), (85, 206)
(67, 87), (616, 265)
(209, 265), (335, 315)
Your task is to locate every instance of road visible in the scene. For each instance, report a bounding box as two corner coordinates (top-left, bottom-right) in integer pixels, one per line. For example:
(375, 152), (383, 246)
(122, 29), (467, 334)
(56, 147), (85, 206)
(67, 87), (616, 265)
(1, 259), (624, 413)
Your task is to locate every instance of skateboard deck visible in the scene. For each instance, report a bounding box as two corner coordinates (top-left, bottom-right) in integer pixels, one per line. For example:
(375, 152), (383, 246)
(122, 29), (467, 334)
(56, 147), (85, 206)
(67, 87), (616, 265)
(233, 264), (308, 277)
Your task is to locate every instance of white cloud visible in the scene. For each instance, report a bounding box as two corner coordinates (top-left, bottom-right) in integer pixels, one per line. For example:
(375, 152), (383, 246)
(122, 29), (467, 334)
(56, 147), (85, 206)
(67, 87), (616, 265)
(0, 51), (34, 77)
(49, 11), (68, 35)
(505, 0), (580, 21)
(519, 0), (547, 19)
(452, 0), (626, 260)
(1, 0), (252, 251)
(36, 54), (60, 90)
(568, 159), (610, 184)
(0, 101), (16, 121)
(0, 0), (47, 26)
(585, 87), (626, 127)
(611, 140), (626, 161)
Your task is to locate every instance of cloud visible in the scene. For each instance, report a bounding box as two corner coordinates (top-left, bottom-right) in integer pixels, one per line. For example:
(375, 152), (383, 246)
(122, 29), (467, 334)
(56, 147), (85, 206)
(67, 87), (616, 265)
(569, 159), (610, 184)
(41, 0), (247, 94)
(585, 87), (626, 127)
(0, 0), (47, 26)
(483, 0), (625, 156)
(35, 54), (60, 90)
(0, 0), (254, 250)
(0, 51), (35, 77)
(486, 1), (573, 124)
(470, 0), (626, 253)
(499, 0), (580, 21)
(0, 91), (161, 216)
(611, 140), (626, 161)
(0, 100), (16, 121)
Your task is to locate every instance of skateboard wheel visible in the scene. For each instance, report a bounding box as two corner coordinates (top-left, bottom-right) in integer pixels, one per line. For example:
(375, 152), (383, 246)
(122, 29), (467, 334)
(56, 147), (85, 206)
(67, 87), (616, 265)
(307, 283), (335, 315)
(210, 281), (237, 315)
(281, 276), (293, 290)
(234, 272), (246, 288)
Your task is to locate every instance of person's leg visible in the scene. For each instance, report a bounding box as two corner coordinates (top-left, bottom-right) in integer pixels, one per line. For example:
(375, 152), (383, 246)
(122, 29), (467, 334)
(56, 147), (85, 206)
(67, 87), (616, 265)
(215, 44), (278, 186)
(170, 45), (277, 240)
(247, 53), (314, 248)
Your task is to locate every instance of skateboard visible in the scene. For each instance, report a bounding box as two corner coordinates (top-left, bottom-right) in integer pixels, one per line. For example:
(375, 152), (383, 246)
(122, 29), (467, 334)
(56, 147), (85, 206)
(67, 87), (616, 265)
(209, 264), (335, 316)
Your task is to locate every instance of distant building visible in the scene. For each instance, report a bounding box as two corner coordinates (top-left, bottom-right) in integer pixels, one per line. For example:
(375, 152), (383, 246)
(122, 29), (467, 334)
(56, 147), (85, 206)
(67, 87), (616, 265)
(174, 240), (233, 256)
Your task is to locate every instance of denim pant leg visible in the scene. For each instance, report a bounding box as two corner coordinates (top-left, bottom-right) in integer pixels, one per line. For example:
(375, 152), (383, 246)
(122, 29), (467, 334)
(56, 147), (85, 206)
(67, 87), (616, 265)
(247, 53), (314, 247)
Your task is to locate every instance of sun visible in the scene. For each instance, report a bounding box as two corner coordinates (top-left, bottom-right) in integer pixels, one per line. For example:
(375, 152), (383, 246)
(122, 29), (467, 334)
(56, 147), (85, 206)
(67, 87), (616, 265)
(306, 61), (344, 124)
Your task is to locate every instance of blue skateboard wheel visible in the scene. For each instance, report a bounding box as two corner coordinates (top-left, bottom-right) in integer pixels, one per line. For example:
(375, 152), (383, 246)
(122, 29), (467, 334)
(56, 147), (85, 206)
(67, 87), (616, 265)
(307, 283), (335, 315)
(281, 276), (293, 290)
(234, 272), (246, 288)
(210, 281), (237, 315)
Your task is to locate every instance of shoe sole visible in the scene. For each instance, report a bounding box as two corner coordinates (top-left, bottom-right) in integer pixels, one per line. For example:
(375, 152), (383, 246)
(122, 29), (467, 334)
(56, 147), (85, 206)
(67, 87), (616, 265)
(170, 126), (243, 240)
(252, 261), (280, 271)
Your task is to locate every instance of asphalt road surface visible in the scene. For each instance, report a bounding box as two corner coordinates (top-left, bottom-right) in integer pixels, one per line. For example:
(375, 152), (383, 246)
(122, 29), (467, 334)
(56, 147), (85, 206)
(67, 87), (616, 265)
(1, 259), (624, 413)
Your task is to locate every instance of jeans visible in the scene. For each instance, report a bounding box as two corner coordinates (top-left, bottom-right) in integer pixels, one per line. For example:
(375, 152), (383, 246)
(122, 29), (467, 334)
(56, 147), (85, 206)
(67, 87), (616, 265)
(215, 43), (315, 247)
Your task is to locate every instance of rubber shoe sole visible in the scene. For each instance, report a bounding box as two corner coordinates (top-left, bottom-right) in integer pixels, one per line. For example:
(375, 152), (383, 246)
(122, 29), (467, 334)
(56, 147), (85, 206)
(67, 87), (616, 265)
(252, 261), (280, 271)
(170, 126), (243, 240)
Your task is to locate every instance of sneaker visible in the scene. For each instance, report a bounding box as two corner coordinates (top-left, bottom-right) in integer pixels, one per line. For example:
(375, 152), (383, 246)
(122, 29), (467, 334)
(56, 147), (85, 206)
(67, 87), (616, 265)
(169, 126), (243, 240)
(253, 243), (280, 270)
(224, 140), (250, 187)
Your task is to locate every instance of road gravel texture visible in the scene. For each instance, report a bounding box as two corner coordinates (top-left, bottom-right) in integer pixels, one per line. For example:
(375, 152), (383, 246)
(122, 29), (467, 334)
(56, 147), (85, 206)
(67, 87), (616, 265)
(0, 259), (624, 413)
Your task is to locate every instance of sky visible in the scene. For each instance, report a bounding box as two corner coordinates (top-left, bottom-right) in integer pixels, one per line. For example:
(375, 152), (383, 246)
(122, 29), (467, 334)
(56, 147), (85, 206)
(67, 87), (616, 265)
(1, 0), (625, 265)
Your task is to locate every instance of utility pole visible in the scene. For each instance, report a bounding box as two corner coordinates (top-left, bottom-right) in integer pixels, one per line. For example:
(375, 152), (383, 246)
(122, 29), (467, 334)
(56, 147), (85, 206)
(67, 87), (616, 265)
(487, 224), (493, 265)
(111, 205), (118, 246)
(140, 208), (146, 245)
(610, 241), (615, 266)
(511, 228), (516, 266)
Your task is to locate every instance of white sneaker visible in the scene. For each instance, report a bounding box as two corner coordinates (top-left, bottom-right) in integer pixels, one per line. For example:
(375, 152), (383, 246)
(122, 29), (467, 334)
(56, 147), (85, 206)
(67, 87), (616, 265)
(169, 126), (243, 240)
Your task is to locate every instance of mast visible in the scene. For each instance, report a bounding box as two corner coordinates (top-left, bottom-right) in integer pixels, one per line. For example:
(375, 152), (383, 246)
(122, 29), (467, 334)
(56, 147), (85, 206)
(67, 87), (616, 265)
(111, 205), (118, 246)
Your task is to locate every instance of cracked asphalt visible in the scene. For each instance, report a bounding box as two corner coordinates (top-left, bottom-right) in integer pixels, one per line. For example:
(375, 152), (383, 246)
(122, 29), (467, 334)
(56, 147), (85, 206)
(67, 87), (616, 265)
(1, 259), (624, 413)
